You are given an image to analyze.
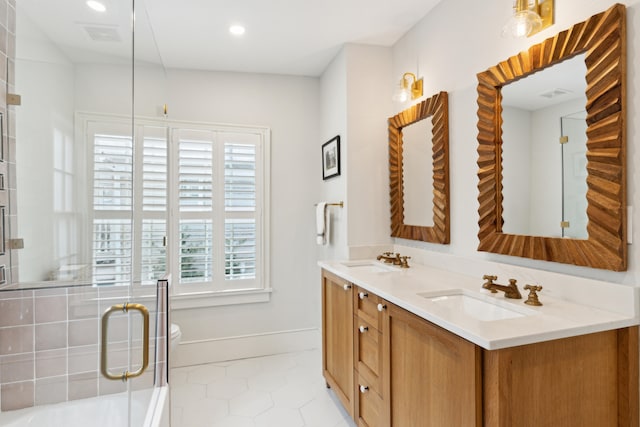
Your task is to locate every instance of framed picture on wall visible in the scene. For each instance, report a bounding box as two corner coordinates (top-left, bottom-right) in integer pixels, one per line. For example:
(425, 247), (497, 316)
(322, 135), (340, 180)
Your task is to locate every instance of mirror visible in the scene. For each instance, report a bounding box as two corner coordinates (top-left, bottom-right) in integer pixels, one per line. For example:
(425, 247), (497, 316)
(389, 91), (449, 243)
(561, 110), (588, 239)
(476, 4), (627, 271)
(11, 0), (167, 285)
(501, 54), (587, 237)
(402, 118), (434, 227)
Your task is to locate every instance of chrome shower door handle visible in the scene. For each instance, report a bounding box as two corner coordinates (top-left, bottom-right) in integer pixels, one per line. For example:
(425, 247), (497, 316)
(100, 302), (150, 381)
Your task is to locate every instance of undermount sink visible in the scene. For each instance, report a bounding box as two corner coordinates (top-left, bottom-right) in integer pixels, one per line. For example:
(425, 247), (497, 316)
(340, 260), (399, 273)
(417, 289), (537, 321)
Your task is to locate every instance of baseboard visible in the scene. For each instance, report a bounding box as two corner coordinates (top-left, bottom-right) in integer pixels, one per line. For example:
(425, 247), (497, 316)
(170, 327), (321, 367)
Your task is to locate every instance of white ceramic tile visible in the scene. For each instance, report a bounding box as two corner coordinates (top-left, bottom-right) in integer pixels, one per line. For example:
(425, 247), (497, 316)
(271, 380), (322, 409)
(254, 407), (305, 427)
(180, 397), (229, 426)
(169, 367), (189, 387)
(258, 353), (297, 373)
(226, 358), (265, 379)
(300, 392), (351, 427)
(229, 389), (273, 417)
(170, 349), (356, 427)
(248, 371), (287, 392)
(207, 377), (249, 399)
(186, 364), (226, 384)
(212, 415), (256, 427)
(291, 349), (322, 369)
(285, 365), (323, 387)
(171, 382), (207, 407)
(170, 405), (183, 426)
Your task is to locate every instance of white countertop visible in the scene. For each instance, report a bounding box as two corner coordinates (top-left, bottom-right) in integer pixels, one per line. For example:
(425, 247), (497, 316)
(319, 259), (639, 350)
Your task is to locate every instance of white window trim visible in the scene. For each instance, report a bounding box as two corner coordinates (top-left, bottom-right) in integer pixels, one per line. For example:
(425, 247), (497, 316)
(77, 112), (271, 308)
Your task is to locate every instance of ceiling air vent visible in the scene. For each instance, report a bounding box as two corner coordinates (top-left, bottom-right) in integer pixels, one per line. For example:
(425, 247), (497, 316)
(539, 88), (572, 99)
(83, 25), (121, 42)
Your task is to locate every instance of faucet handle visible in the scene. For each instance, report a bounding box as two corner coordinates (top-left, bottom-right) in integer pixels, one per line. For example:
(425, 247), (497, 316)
(398, 256), (411, 268)
(524, 284), (543, 306)
(482, 274), (498, 289)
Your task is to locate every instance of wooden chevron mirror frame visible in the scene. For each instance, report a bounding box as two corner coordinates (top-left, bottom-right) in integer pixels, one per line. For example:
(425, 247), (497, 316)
(476, 4), (627, 270)
(389, 91), (450, 244)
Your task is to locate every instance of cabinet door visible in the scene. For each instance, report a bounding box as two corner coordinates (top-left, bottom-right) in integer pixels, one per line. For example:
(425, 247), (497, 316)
(383, 302), (482, 427)
(483, 328), (638, 426)
(322, 270), (355, 417)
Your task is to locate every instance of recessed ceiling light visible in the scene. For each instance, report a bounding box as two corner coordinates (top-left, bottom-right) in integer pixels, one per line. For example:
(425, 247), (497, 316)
(229, 25), (246, 36)
(86, 0), (107, 13)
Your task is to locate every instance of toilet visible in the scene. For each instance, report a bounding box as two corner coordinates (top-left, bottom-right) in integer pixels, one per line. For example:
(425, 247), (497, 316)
(170, 323), (182, 353)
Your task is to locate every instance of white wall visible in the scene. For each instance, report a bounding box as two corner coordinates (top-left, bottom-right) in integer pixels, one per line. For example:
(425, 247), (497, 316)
(318, 49), (348, 262)
(75, 66), (322, 352)
(501, 106), (532, 235)
(388, 0), (640, 284)
(15, 11), (76, 281)
(166, 69), (321, 341)
(344, 45), (394, 253)
(317, 44), (394, 261)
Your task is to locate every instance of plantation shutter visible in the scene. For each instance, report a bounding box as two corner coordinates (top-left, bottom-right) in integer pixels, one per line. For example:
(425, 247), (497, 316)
(91, 124), (133, 285)
(139, 127), (168, 283)
(223, 136), (258, 282)
(176, 129), (215, 284)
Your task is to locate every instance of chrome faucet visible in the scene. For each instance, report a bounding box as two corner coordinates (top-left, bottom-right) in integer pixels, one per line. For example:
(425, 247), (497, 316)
(482, 275), (522, 299)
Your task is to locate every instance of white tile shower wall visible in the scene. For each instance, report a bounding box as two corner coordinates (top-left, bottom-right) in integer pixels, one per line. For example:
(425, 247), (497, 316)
(0, 285), (159, 412)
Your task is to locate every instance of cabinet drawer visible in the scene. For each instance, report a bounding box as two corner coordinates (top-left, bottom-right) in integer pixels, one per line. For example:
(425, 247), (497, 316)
(355, 376), (384, 427)
(354, 286), (382, 330)
(354, 317), (382, 391)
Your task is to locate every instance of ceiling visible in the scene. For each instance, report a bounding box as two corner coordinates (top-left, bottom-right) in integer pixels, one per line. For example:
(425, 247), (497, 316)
(17, 0), (443, 77)
(501, 54), (587, 111)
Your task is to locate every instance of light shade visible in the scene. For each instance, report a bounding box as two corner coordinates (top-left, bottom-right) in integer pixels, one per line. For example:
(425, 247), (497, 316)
(392, 83), (411, 103)
(502, 0), (554, 38)
(502, 9), (542, 38)
(392, 72), (423, 103)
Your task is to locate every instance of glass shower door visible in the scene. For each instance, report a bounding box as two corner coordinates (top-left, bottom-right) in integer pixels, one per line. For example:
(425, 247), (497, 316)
(560, 111), (588, 239)
(4, 0), (165, 424)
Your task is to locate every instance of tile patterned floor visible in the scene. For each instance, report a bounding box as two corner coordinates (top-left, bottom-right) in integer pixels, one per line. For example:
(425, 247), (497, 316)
(170, 349), (357, 427)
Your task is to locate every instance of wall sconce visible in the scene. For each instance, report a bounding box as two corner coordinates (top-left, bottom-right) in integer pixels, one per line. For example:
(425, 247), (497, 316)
(392, 72), (423, 103)
(502, 0), (554, 38)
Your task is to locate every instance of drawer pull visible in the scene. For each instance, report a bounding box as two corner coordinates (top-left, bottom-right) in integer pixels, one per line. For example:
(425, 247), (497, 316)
(358, 292), (368, 300)
(343, 284), (352, 291)
(377, 303), (386, 312)
(359, 385), (369, 393)
(359, 325), (368, 333)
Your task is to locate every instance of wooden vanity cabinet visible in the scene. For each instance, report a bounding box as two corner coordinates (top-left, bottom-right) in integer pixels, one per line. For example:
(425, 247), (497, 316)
(321, 270), (355, 417)
(383, 301), (483, 426)
(483, 327), (639, 427)
(354, 286), (385, 426)
(321, 270), (639, 426)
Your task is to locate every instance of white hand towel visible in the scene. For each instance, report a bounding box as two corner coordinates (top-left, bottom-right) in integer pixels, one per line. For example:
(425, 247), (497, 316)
(316, 202), (328, 245)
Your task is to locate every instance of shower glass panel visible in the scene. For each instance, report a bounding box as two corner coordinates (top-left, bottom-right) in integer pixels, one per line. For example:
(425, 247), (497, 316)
(560, 111), (588, 239)
(0, 0), (167, 424)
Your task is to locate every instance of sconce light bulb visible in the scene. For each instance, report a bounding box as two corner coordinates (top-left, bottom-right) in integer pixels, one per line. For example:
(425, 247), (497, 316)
(502, 9), (543, 38)
(392, 85), (410, 103)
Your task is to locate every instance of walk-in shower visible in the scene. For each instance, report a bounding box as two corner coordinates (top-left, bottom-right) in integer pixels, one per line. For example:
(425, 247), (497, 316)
(0, 0), (170, 424)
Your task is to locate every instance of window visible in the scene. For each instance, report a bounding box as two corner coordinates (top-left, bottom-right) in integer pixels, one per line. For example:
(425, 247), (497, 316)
(86, 114), (270, 304)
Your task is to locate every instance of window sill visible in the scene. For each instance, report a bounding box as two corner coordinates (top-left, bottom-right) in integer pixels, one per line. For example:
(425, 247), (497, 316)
(171, 288), (272, 310)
